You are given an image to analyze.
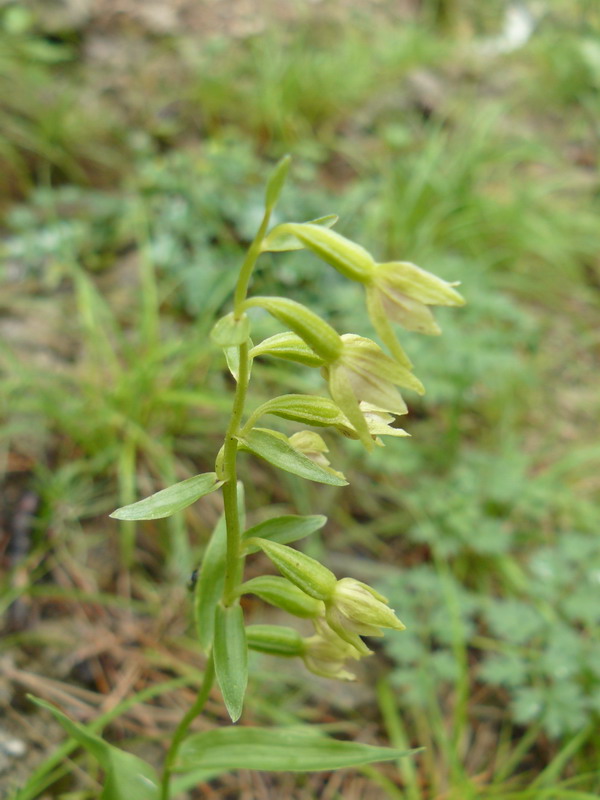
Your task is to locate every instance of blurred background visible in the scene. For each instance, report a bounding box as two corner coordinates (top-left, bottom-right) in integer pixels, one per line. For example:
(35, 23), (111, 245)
(1, 0), (599, 797)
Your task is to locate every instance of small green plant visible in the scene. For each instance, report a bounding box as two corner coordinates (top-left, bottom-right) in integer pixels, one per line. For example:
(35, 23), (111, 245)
(26, 157), (464, 798)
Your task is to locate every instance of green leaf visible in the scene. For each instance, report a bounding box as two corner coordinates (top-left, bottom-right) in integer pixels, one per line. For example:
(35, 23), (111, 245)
(242, 514), (326, 554)
(238, 429), (347, 486)
(194, 483), (245, 652)
(194, 514), (226, 652)
(249, 332), (325, 367)
(28, 696), (159, 799)
(214, 603), (248, 722)
(175, 726), (418, 773)
(110, 473), (223, 521)
(265, 154), (291, 212)
(261, 215), (338, 252)
(211, 312), (250, 348)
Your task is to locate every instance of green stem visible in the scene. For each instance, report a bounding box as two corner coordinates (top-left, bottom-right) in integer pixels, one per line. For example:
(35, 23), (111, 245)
(233, 210), (271, 317)
(160, 209), (266, 796)
(222, 339), (251, 605)
(160, 654), (215, 800)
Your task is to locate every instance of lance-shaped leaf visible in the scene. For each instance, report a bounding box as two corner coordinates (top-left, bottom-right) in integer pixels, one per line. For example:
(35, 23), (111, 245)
(261, 215), (338, 252)
(264, 154), (291, 212)
(238, 428), (347, 486)
(249, 332), (324, 367)
(241, 514), (326, 554)
(175, 726), (419, 773)
(28, 696), (159, 800)
(239, 575), (324, 618)
(243, 297), (342, 364)
(214, 603), (248, 723)
(110, 473), (223, 521)
(194, 483), (244, 652)
(251, 394), (348, 429)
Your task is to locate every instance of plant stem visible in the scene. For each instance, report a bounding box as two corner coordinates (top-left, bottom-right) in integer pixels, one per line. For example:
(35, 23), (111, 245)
(160, 208), (266, 795)
(160, 654), (215, 800)
(222, 339), (251, 605)
(233, 210), (271, 317)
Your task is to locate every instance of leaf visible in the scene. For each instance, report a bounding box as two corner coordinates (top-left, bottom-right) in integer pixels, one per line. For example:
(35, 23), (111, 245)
(264, 154), (291, 212)
(261, 215), (338, 252)
(110, 473), (222, 521)
(238, 429), (347, 486)
(175, 726), (418, 773)
(194, 483), (245, 652)
(28, 696), (159, 799)
(242, 514), (326, 555)
(194, 513), (226, 652)
(211, 312), (250, 348)
(214, 603), (248, 723)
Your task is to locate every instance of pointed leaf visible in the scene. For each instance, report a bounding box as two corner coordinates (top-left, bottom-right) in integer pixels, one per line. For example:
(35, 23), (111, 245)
(194, 514), (226, 652)
(175, 726), (419, 773)
(265, 154), (291, 212)
(110, 473), (222, 521)
(261, 215), (338, 252)
(28, 696), (159, 799)
(242, 514), (326, 554)
(238, 429), (347, 486)
(214, 603), (248, 722)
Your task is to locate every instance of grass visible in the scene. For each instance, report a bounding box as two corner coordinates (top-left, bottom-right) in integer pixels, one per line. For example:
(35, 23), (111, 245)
(1, 1), (600, 797)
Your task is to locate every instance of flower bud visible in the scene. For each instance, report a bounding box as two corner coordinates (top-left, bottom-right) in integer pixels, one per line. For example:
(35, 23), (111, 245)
(302, 621), (364, 681)
(288, 431), (346, 482)
(325, 578), (405, 655)
(252, 539), (337, 602)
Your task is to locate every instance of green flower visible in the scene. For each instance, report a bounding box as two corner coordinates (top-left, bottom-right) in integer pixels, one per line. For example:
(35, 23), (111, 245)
(323, 334), (423, 449)
(289, 431), (346, 482)
(325, 578), (406, 656)
(338, 402), (409, 446)
(303, 620), (364, 681)
(366, 261), (465, 366)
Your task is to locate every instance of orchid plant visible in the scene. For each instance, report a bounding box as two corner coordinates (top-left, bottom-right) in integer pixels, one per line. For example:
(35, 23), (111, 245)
(29, 157), (464, 799)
